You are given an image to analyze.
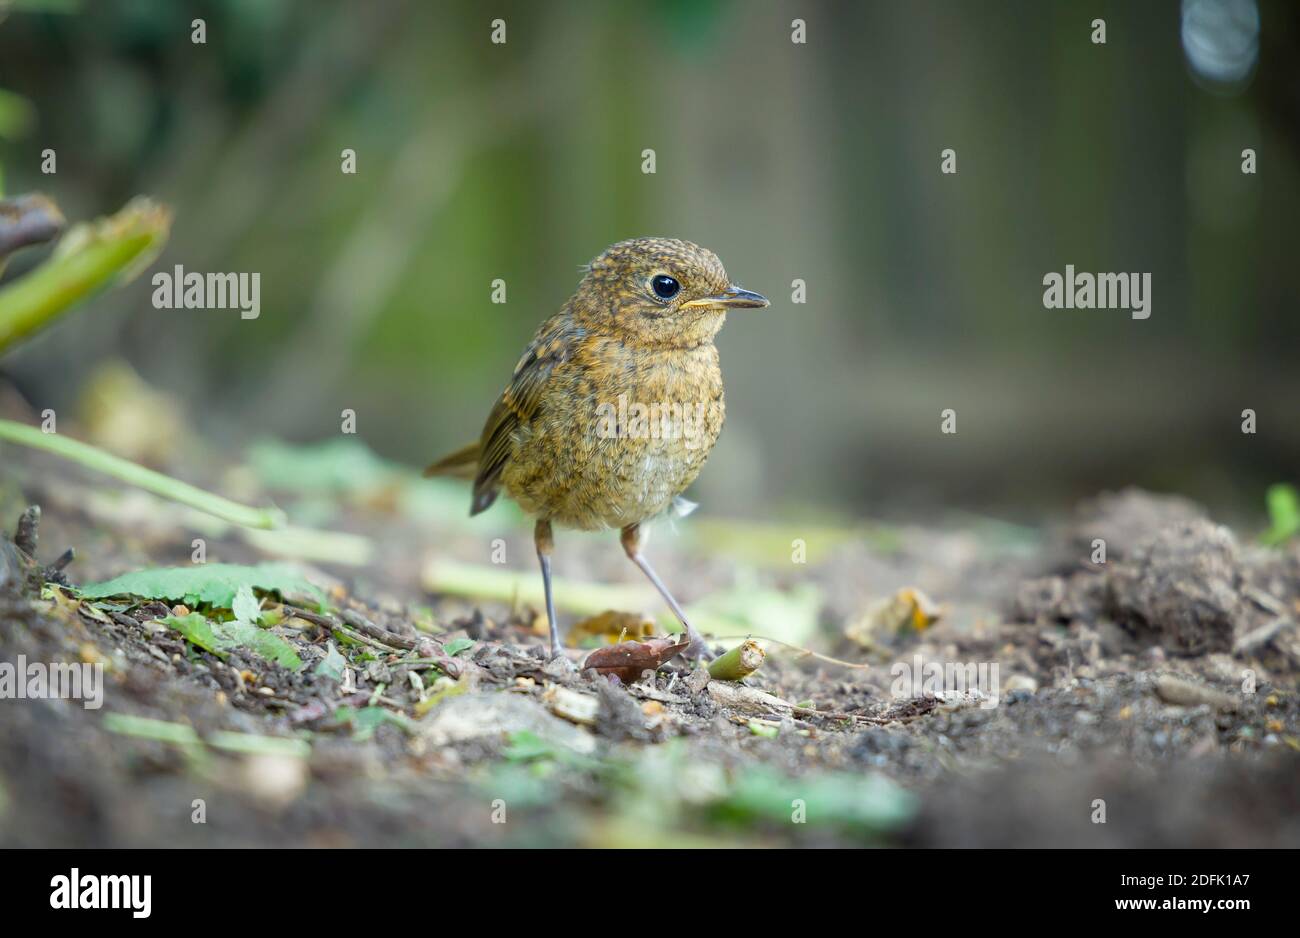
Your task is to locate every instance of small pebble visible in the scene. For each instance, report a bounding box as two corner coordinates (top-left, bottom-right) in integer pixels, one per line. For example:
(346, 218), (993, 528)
(1004, 674), (1038, 694)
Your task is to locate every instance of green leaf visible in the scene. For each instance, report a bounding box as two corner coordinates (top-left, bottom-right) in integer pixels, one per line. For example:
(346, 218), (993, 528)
(221, 619), (303, 670)
(315, 641), (347, 682)
(442, 637), (475, 656)
(231, 585), (263, 625)
(161, 612), (302, 670)
(162, 612), (230, 658)
(79, 562), (326, 609)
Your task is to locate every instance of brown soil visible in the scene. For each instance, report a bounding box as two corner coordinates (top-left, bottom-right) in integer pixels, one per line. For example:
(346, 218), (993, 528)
(2, 442), (1298, 848)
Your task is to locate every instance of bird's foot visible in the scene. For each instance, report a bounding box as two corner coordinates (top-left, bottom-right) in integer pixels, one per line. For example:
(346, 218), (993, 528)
(543, 648), (577, 681)
(682, 634), (715, 663)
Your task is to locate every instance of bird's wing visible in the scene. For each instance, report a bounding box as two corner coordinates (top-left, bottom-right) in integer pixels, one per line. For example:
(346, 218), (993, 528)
(471, 315), (582, 514)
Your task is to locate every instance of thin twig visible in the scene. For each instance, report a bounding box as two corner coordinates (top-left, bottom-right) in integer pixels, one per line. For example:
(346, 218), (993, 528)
(713, 633), (874, 669)
(789, 703), (887, 725)
(340, 608), (418, 650)
(13, 505), (39, 555)
(283, 604), (462, 678)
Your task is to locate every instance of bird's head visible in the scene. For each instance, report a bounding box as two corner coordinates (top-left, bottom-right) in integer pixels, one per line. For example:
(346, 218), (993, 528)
(571, 237), (768, 347)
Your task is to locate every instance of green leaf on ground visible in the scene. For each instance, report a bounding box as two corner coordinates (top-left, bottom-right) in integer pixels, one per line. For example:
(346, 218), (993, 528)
(315, 641), (347, 681)
(80, 562), (327, 609)
(442, 637), (475, 656)
(162, 612), (228, 658)
(231, 585), (263, 625)
(161, 612), (303, 670)
(222, 619), (302, 670)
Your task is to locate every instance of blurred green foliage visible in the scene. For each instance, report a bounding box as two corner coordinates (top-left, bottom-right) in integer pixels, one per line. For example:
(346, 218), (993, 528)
(1262, 483), (1299, 545)
(1, 0), (1297, 520)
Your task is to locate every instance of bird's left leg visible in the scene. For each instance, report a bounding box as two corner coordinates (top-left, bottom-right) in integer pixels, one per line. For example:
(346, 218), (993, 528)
(620, 523), (713, 661)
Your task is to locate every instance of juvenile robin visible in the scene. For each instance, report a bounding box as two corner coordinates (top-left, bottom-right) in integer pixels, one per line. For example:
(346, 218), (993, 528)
(425, 238), (768, 659)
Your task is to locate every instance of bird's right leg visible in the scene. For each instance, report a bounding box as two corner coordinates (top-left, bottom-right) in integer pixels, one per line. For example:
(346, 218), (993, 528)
(534, 519), (563, 658)
(620, 523), (713, 661)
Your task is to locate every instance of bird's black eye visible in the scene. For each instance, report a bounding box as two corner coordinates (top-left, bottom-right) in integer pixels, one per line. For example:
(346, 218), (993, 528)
(650, 274), (681, 301)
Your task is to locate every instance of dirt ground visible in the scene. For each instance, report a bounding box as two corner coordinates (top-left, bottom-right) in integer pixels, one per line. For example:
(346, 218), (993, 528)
(2, 441), (1298, 848)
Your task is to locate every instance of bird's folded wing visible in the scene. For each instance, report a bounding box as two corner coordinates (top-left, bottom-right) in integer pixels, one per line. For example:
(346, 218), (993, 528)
(472, 316), (583, 513)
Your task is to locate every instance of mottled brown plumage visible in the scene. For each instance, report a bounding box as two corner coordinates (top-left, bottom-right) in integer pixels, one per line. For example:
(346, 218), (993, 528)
(426, 237), (768, 658)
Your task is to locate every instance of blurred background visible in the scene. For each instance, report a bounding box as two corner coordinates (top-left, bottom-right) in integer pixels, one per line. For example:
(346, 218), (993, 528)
(0, 0), (1297, 526)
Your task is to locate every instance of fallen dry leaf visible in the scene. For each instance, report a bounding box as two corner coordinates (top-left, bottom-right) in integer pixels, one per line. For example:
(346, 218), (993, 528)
(582, 637), (689, 683)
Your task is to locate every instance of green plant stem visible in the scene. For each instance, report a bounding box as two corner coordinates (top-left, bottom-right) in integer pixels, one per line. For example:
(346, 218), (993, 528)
(708, 639), (766, 681)
(0, 419), (284, 529)
(0, 197), (170, 353)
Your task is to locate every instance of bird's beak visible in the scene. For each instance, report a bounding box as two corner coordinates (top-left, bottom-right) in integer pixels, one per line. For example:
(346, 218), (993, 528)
(681, 285), (770, 310)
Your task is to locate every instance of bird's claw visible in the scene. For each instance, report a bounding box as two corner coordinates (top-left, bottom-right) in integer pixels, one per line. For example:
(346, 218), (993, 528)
(683, 636), (715, 662)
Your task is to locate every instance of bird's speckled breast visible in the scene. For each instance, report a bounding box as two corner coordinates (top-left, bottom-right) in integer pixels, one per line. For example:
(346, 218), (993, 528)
(501, 337), (725, 530)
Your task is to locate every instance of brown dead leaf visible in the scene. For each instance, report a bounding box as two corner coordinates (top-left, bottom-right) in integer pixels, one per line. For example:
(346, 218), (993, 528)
(583, 637), (689, 683)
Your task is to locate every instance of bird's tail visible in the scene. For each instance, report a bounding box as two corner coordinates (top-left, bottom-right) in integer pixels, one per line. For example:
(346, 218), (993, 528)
(423, 442), (480, 479)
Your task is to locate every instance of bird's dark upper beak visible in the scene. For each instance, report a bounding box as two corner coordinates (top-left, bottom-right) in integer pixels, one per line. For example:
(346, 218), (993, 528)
(682, 285), (770, 310)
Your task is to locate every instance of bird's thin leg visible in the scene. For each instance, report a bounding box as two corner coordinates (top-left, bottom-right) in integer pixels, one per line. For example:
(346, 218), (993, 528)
(535, 519), (563, 658)
(620, 524), (713, 660)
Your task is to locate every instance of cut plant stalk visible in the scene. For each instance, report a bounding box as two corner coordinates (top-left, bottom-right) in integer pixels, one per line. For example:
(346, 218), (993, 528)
(0, 419), (284, 529)
(0, 197), (170, 354)
(708, 639), (766, 681)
